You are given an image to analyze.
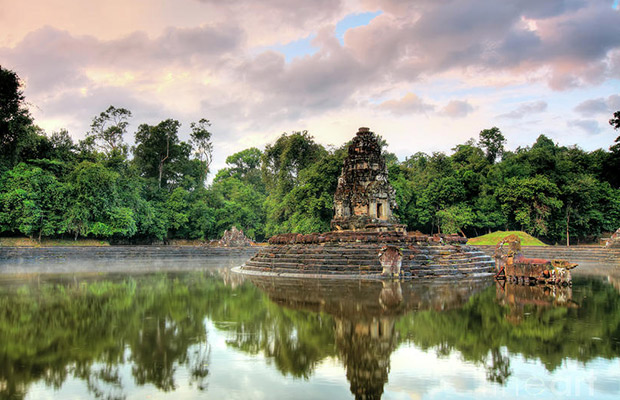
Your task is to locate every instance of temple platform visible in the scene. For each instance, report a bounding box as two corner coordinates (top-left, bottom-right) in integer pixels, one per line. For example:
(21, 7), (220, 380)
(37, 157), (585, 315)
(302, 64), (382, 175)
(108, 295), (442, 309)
(240, 231), (495, 279)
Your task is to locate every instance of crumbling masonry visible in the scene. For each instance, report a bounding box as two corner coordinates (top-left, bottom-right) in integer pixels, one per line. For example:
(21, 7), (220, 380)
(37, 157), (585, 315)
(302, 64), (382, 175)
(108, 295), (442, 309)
(331, 127), (403, 232)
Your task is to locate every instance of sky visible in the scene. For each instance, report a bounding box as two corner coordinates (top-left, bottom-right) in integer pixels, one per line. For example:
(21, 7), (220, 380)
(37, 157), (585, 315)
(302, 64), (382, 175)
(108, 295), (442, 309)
(1, 0), (620, 176)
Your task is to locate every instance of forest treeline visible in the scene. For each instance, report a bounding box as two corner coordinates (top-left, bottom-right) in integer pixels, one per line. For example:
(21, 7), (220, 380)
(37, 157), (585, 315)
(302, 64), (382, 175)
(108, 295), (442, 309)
(1, 66), (620, 244)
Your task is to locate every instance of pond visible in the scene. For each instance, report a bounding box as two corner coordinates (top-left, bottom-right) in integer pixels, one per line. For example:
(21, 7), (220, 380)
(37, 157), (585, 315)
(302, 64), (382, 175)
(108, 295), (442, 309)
(1, 257), (619, 399)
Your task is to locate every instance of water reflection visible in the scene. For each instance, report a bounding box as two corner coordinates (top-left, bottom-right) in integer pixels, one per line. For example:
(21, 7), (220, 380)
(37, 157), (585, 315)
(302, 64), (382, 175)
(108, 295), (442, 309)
(247, 277), (492, 399)
(0, 269), (618, 399)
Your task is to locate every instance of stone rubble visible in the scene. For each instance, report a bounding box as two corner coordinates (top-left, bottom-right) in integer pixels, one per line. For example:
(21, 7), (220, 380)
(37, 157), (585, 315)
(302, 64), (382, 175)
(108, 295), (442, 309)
(218, 226), (253, 247)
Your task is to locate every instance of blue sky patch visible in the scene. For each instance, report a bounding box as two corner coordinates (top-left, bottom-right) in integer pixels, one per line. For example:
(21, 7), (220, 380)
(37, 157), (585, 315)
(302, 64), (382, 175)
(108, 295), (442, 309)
(269, 34), (318, 62)
(335, 11), (382, 45)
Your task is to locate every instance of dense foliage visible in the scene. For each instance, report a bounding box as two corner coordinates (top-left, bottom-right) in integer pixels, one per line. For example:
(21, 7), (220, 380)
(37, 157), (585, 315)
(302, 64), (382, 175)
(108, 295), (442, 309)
(1, 66), (619, 243)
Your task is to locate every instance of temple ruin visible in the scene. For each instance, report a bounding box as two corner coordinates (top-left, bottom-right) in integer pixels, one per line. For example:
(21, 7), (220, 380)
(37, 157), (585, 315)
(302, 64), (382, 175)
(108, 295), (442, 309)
(239, 127), (495, 279)
(331, 127), (403, 232)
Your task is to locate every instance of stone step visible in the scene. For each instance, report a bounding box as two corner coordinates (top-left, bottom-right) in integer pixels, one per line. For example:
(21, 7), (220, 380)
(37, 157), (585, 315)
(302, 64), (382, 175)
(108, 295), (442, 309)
(0, 246), (260, 265)
(242, 241), (495, 279)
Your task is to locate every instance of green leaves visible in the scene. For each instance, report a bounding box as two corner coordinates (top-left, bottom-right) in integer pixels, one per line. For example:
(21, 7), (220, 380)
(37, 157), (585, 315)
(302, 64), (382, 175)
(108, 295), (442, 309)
(479, 127), (506, 164)
(0, 67), (33, 168)
(1, 67), (620, 244)
(263, 145), (343, 237)
(498, 175), (562, 236)
(87, 105), (132, 157)
(0, 163), (66, 239)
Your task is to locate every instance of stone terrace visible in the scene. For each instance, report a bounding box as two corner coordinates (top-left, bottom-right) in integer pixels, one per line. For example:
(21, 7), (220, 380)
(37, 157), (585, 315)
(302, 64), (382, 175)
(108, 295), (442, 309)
(243, 237), (494, 279)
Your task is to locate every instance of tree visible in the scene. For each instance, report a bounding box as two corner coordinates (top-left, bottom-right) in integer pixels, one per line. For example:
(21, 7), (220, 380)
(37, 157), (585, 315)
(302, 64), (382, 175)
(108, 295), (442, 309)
(436, 204), (474, 235)
(87, 106), (132, 156)
(13, 125), (53, 163)
(48, 129), (76, 163)
(610, 110), (620, 131)
(214, 147), (265, 192)
(225, 147), (262, 173)
(607, 111), (620, 188)
(63, 162), (136, 239)
(261, 131), (326, 194)
(211, 177), (266, 239)
(479, 127), (506, 164)
(497, 175), (563, 237)
(134, 119), (181, 189)
(0, 67), (33, 167)
(417, 175), (466, 234)
(0, 163), (66, 240)
(189, 119), (213, 179)
(264, 149), (345, 236)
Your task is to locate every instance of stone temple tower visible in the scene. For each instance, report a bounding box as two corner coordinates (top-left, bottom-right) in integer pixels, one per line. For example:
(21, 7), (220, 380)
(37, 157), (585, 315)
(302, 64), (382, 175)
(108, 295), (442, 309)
(331, 127), (402, 232)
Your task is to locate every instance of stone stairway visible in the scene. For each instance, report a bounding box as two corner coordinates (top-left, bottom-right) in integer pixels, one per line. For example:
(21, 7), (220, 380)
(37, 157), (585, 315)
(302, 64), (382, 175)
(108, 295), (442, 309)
(242, 243), (495, 279)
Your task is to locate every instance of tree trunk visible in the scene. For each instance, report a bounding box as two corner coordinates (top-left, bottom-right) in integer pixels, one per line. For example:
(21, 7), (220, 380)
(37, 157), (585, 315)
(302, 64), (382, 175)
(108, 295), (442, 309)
(158, 136), (170, 189)
(158, 161), (164, 189)
(38, 214), (43, 243)
(566, 208), (570, 247)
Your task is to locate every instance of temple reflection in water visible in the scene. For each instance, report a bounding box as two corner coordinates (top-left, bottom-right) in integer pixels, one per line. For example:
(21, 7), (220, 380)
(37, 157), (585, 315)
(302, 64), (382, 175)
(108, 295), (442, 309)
(247, 276), (492, 399)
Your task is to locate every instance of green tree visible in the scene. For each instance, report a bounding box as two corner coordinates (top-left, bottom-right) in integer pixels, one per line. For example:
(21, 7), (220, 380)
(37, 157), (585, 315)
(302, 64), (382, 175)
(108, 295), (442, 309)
(212, 177), (266, 239)
(261, 131), (326, 194)
(214, 147), (265, 193)
(87, 106), (132, 156)
(479, 127), (506, 164)
(165, 187), (190, 236)
(610, 110), (620, 131)
(606, 111), (620, 188)
(134, 119), (181, 189)
(436, 204), (475, 235)
(0, 67), (33, 168)
(63, 162), (136, 239)
(497, 175), (563, 237)
(0, 163), (66, 240)
(265, 149), (345, 236)
(134, 119), (205, 191)
(189, 118), (213, 180)
(48, 129), (76, 164)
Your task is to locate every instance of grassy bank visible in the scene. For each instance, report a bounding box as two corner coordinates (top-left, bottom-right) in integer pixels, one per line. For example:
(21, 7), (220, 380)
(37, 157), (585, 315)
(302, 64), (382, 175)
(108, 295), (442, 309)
(0, 237), (110, 247)
(467, 231), (546, 246)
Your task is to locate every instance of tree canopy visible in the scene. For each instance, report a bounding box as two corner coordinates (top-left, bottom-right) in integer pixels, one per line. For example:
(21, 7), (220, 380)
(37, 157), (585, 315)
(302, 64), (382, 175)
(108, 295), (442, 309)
(1, 65), (619, 244)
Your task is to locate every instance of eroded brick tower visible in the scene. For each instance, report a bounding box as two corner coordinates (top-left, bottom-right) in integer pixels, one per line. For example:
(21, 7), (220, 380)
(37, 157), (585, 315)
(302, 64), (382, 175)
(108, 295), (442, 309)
(331, 127), (402, 231)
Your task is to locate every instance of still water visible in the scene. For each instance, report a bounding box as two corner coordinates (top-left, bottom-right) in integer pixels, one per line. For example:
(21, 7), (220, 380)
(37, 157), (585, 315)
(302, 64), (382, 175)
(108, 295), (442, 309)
(0, 261), (619, 399)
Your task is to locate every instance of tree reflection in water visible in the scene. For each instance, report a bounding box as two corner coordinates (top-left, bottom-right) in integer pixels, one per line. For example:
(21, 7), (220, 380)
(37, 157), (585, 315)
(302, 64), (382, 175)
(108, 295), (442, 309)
(0, 271), (619, 399)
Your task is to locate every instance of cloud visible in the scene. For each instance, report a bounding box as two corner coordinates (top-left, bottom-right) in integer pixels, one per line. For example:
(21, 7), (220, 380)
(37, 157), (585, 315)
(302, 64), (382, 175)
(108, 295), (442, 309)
(0, 24), (244, 94)
(499, 101), (547, 119)
(440, 100), (474, 118)
(2, 0), (620, 173)
(567, 119), (601, 134)
(575, 94), (620, 116)
(351, 0), (620, 89)
(378, 93), (435, 115)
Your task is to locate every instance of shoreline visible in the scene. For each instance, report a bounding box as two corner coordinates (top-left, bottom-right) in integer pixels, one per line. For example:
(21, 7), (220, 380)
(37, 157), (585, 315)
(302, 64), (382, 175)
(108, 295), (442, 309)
(0, 244), (618, 280)
(0, 237), (269, 247)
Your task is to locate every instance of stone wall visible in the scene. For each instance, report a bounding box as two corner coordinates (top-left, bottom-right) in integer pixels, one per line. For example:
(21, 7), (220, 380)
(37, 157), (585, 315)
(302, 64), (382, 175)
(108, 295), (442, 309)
(0, 246), (260, 274)
(268, 230), (466, 245)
